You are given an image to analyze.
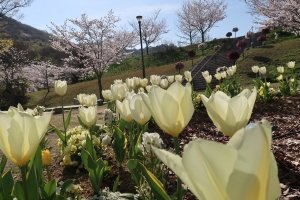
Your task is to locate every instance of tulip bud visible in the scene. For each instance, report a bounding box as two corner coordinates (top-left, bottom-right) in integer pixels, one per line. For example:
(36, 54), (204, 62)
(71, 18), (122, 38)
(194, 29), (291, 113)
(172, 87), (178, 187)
(227, 68), (234, 76)
(111, 83), (127, 101)
(42, 149), (52, 166)
(54, 80), (67, 96)
(221, 71), (227, 78)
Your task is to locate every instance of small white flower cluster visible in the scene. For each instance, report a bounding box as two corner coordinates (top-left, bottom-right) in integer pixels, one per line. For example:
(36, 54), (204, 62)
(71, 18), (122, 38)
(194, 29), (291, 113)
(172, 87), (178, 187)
(138, 132), (163, 160)
(86, 187), (123, 200)
(104, 109), (115, 125)
(58, 126), (111, 167)
(56, 181), (82, 198)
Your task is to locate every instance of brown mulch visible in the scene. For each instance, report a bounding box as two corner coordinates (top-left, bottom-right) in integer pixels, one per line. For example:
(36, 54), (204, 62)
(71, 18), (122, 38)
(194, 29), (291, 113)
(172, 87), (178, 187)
(36, 94), (300, 199)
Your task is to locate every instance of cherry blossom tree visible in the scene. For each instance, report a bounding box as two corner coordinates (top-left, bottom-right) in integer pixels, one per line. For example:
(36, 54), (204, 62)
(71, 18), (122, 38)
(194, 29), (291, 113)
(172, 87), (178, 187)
(236, 39), (248, 57)
(0, 47), (28, 107)
(243, 0), (300, 36)
(48, 10), (136, 99)
(175, 3), (198, 45)
(129, 9), (169, 55)
(176, 0), (227, 43)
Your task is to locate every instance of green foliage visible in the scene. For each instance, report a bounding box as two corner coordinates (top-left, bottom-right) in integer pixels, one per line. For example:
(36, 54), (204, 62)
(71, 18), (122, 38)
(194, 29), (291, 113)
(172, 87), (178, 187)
(112, 126), (127, 167)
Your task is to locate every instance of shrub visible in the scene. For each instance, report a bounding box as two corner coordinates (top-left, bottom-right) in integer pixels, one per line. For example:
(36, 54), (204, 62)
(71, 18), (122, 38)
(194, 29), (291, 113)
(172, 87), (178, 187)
(227, 51), (240, 64)
(226, 32), (232, 38)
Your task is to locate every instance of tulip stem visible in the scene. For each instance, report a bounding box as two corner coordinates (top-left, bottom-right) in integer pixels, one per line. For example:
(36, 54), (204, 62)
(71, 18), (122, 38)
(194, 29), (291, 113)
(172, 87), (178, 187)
(173, 136), (182, 200)
(61, 96), (67, 148)
(20, 166), (30, 200)
(46, 165), (51, 181)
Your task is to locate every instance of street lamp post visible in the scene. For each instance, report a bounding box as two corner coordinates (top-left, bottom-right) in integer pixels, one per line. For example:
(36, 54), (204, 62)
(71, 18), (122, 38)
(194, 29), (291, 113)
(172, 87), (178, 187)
(136, 15), (145, 78)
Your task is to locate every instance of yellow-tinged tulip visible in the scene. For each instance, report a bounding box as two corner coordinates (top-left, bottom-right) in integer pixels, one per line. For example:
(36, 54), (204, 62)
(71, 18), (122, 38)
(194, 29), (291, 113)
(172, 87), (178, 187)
(42, 149), (52, 166)
(78, 106), (97, 127)
(175, 74), (182, 83)
(204, 75), (212, 83)
(160, 79), (169, 89)
(200, 87), (257, 137)
(276, 75), (283, 81)
(202, 70), (209, 78)
(129, 93), (151, 125)
(167, 75), (175, 83)
(141, 82), (194, 137)
(54, 80), (67, 96)
(227, 67), (234, 76)
(214, 73), (222, 80)
(184, 71), (192, 82)
(277, 66), (284, 74)
(0, 104), (52, 166)
(286, 61), (295, 69)
(111, 83), (127, 101)
(152, 119), (281, 200)
(101, 89), (110, 100)
(140, 78), (148, 87)
(252, 66), (259, 73)
(150, 75), (161, 85)
(77, 93), (86, 105)
(259, 67), (266, 75)
(84, 94), (97, 107)
(116, 98), (133, 122)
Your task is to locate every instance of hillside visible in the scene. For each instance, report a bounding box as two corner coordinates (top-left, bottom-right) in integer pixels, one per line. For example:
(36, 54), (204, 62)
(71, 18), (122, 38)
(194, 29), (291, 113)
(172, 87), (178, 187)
(0, 16), (51, 43)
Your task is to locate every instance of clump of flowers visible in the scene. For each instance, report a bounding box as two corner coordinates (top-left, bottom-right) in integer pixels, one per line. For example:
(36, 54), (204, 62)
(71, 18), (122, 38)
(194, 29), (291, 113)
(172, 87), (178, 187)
(192, 92), (202, 110)
(56, 181), (82, 199)
(58, 126), (110, 167)
(87, 187), (125, 200)
(138, 132), (163, 163)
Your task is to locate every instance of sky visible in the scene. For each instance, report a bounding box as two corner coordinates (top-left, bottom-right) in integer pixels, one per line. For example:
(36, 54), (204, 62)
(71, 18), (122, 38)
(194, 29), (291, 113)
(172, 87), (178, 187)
(18, 0), (260, 47)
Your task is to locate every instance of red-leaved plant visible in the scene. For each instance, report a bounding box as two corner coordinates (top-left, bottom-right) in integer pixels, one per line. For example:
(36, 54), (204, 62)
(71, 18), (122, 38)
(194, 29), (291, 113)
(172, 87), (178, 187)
(175, 62), (184, 74)
(227, 51), (240, 64)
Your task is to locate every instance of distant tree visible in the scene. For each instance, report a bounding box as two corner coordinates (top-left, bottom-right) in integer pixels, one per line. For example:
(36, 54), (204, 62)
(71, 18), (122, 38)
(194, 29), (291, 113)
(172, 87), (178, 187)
(243, 0), (300, 36)
(227, 50), (240, 64)
(236, 39), (248, 57)
(175, 62), (184, 74)
(226, 32), (232, 38)
(176, 0), (227, 43)
(0, 0), (34, 27)
(49, 10), (136, 99)
(175, 3), (198, 45)
(257, 35), (266, 46)
(187, 50), (196, 67)
(198, 42), (207, 55)
(245, 31), (255, 47)
(232, 27), (239, 38)
(129, 9), (169, 55)
(261, 27), (270, 35)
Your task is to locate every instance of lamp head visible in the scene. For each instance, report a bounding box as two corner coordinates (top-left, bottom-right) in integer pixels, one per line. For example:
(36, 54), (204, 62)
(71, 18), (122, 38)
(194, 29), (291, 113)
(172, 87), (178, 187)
(136, 15), (142, 22)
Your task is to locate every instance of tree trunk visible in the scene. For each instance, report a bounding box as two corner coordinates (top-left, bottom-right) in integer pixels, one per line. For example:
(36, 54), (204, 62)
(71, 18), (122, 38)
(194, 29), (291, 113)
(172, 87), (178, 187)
(189, 31), (192, 45)
(146, 45), (149, 55)
(97, 73), (103, 100)
(201, 33), (205, 43)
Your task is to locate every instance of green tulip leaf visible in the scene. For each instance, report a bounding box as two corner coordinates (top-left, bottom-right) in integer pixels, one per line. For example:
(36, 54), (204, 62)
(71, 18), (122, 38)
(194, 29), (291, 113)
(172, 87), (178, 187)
(60, 179), (74, 196)
(43, 179), (57, 198)
(55, 194), (68, 200)
(0, 155), (7, 175)
(113, 175), (120, 192)
(119, 118), (126, 131)
(13, 181), (25, 200)
(27, 164), (39, 200)
(64, 108), (73, 130)
(50, 123), (65, 142)
(127, 160), (170, 200)
(112, 126), (127, 166)
(34, 146), (43, 184)
(81, 150), (97, 171)
(1, 170), (14, 196)
(85, 136), (96, 160)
